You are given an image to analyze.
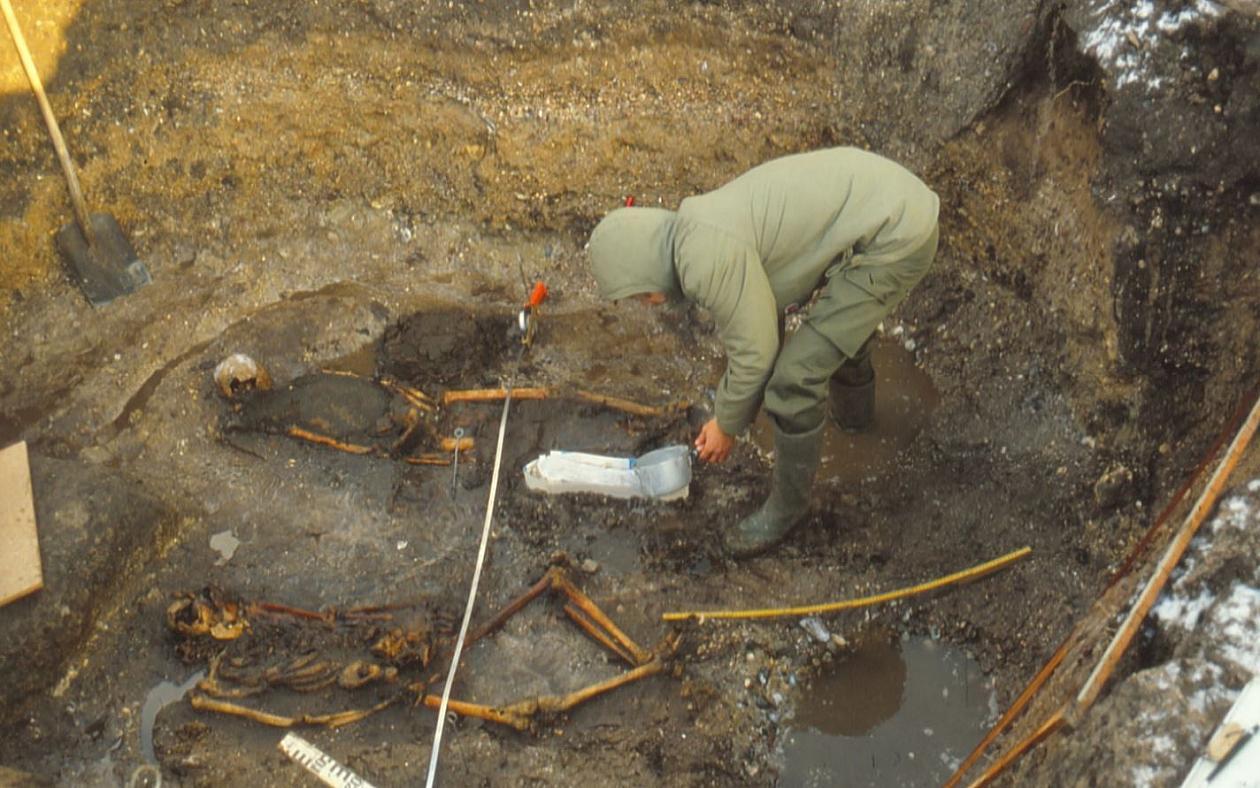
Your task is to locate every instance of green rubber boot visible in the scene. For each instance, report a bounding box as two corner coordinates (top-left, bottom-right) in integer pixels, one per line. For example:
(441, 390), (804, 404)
(724, 422), (825, 559)
(829, 340), (875, 432)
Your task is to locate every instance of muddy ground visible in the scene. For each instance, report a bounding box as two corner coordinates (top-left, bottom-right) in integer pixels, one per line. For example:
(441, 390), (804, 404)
(1, 0), (1258, 785)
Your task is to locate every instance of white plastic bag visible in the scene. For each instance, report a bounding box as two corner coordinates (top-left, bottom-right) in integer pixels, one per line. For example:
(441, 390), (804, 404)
(523, 446), (690, 501)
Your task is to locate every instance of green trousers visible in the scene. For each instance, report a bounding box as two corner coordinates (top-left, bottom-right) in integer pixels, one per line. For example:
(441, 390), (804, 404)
(764, 226), (938, 434)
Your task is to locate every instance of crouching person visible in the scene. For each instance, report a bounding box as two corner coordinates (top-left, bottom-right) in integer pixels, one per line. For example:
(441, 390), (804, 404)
(588, 147), (939, 557)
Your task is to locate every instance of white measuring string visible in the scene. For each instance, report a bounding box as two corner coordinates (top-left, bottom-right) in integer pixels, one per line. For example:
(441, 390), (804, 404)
(424, 387), (513, 787)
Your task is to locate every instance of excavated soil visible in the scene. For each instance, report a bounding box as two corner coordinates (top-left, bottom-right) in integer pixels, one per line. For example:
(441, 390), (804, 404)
(1, 1), (1257, 786)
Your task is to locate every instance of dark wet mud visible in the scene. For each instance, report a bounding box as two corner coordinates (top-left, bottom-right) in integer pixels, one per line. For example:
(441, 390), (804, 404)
(780, 633), (994, 787)
(751, 336), (939, 487)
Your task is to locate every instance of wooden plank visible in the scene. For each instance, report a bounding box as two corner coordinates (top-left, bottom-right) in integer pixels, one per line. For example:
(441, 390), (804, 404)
(0, 441), (42, 607)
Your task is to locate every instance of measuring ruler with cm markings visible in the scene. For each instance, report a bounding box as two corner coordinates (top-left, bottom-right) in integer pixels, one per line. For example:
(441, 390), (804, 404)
(278, 732), (376, 788)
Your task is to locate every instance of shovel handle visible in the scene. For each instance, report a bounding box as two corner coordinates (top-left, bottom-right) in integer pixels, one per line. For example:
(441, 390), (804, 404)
(1, 0), (94, 244)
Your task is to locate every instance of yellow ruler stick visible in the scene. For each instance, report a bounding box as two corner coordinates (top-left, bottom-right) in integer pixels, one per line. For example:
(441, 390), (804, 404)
(662, 546), (1032, 622)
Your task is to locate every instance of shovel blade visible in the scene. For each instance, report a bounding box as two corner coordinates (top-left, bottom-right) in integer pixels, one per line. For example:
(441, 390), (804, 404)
(55, 213), (150, 307)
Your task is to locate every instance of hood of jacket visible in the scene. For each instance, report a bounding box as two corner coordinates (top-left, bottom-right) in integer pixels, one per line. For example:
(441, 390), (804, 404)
(588, 207), (681, 300)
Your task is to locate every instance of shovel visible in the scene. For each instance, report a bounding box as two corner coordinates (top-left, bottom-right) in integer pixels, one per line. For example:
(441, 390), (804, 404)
(2, 0), (150, 306)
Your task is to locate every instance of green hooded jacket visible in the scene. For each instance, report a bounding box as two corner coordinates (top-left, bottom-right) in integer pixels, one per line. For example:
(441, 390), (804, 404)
(589, 147), (939, 435)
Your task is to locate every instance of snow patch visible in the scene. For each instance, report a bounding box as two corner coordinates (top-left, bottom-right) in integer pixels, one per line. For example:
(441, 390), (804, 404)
(1156, 0), (1223, 33)
(1214, 493), (1254, 533)
(1151, 483), (1260, 675)
(1213, 584), (1260, 676)
(1180, 662), (1234, 717)
(1152, 587), (1214, 630)
(1160, 660), (1183, 684)
(1079, 0), (1223, 90)
(1131, 763), (1160, 785)
(1148, 733), (1176, 756)
(1189, 683), (1233, 716)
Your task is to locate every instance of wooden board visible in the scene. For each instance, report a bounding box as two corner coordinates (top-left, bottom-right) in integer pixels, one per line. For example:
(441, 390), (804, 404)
(0, 441), (42, 606)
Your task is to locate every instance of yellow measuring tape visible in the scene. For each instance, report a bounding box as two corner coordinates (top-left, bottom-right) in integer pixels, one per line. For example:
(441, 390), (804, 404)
(661, 546), (1032, 622)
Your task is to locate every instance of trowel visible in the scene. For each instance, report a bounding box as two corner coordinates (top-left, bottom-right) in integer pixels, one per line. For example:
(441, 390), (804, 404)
(2, 0), (150, 306)
(512, 280), (549, 347)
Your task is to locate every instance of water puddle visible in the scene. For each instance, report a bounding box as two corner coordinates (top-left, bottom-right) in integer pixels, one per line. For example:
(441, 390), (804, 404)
(751, 339), (938, 486)
(781, 634), (994, 787)
(323, 342), (380, 377)
(139, 670), (205, 764)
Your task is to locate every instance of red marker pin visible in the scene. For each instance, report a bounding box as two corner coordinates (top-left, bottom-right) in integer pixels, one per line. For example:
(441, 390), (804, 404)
(625, 195), (636, 207)
(526, 280), (549, 308)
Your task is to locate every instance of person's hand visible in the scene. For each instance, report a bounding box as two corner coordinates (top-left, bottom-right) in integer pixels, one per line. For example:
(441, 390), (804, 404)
(694, 418), (734, 464)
